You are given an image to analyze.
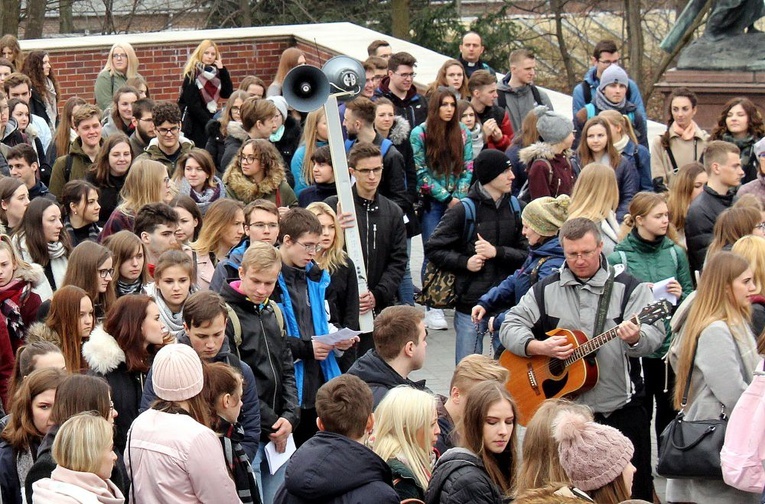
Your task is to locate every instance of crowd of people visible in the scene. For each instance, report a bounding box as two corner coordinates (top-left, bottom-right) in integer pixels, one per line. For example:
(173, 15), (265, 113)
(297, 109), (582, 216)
(0, 28), (761, 504)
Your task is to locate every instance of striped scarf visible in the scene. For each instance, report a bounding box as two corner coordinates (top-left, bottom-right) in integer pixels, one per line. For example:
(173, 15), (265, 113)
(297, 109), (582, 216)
(218, 418), (260, 504)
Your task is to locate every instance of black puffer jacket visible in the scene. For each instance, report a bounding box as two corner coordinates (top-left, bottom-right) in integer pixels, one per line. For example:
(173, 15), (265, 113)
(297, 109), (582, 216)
(425, 183), (528, 313)
(425, 448), (504, 504)
(325, 188), (407, 312)
(273, 431), (400, 504)
(220, 281), (300, 436)
(346, 350), (428, 407)
(204, 119), (225, 172)
(685, 185), (735, 274)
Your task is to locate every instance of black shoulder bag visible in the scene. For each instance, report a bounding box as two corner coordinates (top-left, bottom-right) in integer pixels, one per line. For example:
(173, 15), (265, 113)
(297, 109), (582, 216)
(657, 339), (727, 479)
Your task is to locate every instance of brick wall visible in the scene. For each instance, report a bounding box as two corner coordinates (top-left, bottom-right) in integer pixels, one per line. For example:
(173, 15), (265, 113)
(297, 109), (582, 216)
(47, 35), (338, 105)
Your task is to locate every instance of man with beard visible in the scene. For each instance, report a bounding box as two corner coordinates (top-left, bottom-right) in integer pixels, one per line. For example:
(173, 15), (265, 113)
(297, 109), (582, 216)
(129, 98), (155, 158)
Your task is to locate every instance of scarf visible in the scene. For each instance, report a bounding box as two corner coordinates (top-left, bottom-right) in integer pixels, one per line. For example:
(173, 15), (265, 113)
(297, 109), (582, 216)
(196, 64), (221, 114)
(48, 241), (67, 260)
(672, 120), (699, 141)
(593, 87), (627, 114)
(613, 134), (629, 154)
(722, 133), (755, 170)
(179, 177), (222, 215)
(270, 125), (285, 143)
(0, 278), (25, 341)
(45, 78), (58, 128)
(217, 418), (260, 504)
(117, 278), (143, 297)
(276, 266), (340, 406)
(64, 217), (101, 245)
(16, 448), (34, 496)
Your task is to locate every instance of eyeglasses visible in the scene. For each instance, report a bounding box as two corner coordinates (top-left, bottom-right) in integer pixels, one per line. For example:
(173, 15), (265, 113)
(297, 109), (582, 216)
(240, 155), (257, 165)
(249, 222), (279, 230)
(112, 53), (127, 60)
(756, 222), (765, 230)
(230, 106), (241, 113)
(598, 58), (620, 66)
(157, 126), (179, 135)
(294, 241), (321, 254)
(98, 268), (115, 278)
(138, 117), (154, 123)
(353, 166), (383, 177)
(564, 250), (599, 260)
(394, 71), (416, 79)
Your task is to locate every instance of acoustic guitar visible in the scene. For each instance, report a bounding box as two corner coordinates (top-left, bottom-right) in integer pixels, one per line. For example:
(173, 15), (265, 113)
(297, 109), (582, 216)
(499, 300), (671, 425)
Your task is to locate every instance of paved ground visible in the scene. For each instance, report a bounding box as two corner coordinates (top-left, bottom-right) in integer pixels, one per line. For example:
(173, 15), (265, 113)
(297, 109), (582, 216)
(405, 236), (668, 501)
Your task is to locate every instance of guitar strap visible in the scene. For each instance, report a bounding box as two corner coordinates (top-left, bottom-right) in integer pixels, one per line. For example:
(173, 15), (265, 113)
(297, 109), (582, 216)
(589, 267), (615, 364)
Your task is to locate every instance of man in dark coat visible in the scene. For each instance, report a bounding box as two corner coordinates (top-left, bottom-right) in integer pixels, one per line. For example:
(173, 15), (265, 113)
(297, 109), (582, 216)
(373, 52), (427, 129)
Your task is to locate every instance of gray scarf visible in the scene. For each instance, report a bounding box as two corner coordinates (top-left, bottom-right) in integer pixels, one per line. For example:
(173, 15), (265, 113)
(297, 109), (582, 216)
(593, 87), (627, 113)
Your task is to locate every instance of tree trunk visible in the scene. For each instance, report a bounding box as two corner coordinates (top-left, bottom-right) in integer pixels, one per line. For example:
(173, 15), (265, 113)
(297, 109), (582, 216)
(391, 0), (410, 40)
(551, 0), (576, 90)
(239, 0), (251, 26)
(59, 0), (73, 33)
(24, 0), (46, 39)
(625, 0), (644, 101)
(1, 0), (20, 38)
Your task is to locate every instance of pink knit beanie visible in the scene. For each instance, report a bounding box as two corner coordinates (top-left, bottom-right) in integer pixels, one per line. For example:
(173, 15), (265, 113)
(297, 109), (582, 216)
(152, 344), (204, 402)
(553, 411), (634, 491)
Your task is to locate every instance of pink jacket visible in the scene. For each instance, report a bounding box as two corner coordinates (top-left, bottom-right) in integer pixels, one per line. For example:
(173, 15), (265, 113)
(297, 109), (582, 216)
(125, 408), (242, 503)
(31, 466), (125, 503)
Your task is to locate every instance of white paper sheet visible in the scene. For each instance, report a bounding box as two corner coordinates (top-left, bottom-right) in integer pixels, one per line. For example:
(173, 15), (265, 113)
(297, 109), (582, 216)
(264, 434), (296, 475)
(652, 277), (678, 305)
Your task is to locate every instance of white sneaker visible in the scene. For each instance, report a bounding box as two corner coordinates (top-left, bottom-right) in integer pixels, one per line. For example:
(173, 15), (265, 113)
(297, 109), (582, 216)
(425, 309), (448, 330)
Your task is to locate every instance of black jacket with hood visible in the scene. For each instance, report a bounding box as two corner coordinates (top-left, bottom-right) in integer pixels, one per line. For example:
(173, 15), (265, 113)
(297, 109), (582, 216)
(273, 431), (400, 504)
(425, 448), (504, 504)
(346, 349), (428, 407)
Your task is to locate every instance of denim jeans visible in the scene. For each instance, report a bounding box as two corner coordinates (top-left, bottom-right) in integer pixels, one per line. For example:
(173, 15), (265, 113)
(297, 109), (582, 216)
(454, 310), (495, 364)
(398, 238), (415, 306)
(420, 200), (447, 281)
(253, 442), (287, 504)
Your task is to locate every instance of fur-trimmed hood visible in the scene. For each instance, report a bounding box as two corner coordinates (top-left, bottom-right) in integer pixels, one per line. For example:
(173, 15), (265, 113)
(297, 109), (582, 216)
(226, 121), (249, 143)
(519, 141), (572, 165)
(81, 325), (125, 375)
(26, 322), (61, 347)
(15, 261), (46, 286)
(223, 154), (286, 202)
(387, 116), (411, 145)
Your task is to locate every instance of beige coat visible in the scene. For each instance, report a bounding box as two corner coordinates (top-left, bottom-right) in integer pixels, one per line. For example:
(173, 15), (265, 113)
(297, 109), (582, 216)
(650, 125), (709, 183)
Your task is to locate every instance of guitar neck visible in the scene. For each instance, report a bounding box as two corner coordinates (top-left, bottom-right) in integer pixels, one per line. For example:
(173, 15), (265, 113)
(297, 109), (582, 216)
(565, 314), (639, 365)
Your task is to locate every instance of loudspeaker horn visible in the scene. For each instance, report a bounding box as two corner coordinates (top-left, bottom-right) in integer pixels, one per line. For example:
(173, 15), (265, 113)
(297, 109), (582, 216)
(321, 56), (366, 103)
(282, 65), (330, 113)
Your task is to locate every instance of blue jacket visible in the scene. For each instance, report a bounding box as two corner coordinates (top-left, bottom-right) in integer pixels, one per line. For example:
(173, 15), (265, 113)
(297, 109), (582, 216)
(621, 139), (652, 192)
(477, 236), (564, 330)
(139, 333), (261, 461)
(572, 66), (646, 121)
(209, 238), (249, 292)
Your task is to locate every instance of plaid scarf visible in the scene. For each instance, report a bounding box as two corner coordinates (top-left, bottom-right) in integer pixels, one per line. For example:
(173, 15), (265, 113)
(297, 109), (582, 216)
(196, 64), (221, 114)
(218, 418), (260, 504)
(0, 279), (26, 341)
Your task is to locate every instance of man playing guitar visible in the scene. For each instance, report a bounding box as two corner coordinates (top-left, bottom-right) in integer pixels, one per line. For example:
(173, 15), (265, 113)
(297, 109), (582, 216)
(500, 217), (664, 501)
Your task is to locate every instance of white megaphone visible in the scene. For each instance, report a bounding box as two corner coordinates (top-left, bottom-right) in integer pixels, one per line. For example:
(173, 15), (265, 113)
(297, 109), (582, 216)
(282, 56), (366, 112)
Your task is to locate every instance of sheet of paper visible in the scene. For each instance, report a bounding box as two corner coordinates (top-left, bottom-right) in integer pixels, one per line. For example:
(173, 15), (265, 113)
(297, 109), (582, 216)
(652, 277), (678, 305)
(264, 434), (296, 475)
(312, 327), (362, 346)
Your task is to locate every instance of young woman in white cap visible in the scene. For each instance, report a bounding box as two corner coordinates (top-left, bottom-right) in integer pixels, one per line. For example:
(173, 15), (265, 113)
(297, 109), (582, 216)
(125, 344), (242, 503)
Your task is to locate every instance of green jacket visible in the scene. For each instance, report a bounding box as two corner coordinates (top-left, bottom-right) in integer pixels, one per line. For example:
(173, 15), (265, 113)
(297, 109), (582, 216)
(94, 70), (144, 110)
(134, 139), (194, 176)
(50, 138), (99, 200)
(608, 229), (694, 357)
(387, 458), (425, 501)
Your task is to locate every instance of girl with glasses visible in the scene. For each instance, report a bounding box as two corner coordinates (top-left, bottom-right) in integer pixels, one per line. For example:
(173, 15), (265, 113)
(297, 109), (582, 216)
(57, 242), (116, 323)
(95, 42), (141, 111)
(224, 138), (297, 208)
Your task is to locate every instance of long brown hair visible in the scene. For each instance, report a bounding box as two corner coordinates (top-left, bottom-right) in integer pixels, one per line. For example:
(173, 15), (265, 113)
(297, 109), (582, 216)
(576, 117), (619, 170)
(63, 241), (116, 318)
(202, 362), (242, 430)
(102, 230), (150, 287)
(667, 161), (706, 233)
(711, 97), (765, 140)
(21, 51), (59, 105)
(7, 341), (63, 404)
(706, 206), (761, 260)
(273, 47), (305, 85)
(90, 133), (132, 186)
(15, 198), (72, 267)
(1, 368), (66, 451)
(54, 97), (87, 158)
(47, 286), (92, 373)
(673, 252), (753, 409)
(104, 294), (156, 373)
(425, 87), (464, 177)
(426, 59), (468, 99)
(50, 374), (112, 425)
(457, 381), (518, 497)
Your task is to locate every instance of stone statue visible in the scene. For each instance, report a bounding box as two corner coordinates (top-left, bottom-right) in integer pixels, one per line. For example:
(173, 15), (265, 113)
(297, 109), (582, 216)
(662, 0), (765, 70)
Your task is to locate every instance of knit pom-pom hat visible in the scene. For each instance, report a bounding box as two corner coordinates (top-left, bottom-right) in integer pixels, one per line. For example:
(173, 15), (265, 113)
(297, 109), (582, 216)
(553, 410), (634, 492)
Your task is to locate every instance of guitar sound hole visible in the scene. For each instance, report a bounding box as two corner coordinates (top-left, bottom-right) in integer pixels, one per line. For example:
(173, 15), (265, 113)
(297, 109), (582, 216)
(548, 359), (565, 376)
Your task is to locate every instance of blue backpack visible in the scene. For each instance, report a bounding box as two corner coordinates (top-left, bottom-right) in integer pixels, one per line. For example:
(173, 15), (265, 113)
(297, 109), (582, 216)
(461, 196), (521, 242)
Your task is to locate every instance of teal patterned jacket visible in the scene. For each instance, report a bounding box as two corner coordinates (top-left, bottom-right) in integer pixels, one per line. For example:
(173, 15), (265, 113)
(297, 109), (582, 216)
(411, 122), (474, 203)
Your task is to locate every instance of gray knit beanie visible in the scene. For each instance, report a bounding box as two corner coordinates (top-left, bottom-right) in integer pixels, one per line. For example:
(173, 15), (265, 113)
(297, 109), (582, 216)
(536, 107), (574, 145)
(553, 411), (634, 492)
(598, 65), (629, 92)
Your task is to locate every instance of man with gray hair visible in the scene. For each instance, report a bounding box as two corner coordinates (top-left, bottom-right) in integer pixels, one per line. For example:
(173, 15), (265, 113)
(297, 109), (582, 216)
(500, 217), (663, 501)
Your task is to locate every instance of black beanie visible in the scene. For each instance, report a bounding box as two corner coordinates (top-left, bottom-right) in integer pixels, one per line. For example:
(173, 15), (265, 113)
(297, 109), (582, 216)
(474, 149), (512, 185)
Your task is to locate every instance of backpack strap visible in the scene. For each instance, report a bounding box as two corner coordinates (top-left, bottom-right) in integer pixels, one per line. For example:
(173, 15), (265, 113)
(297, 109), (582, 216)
(530, 84), (543, 106)
(344, 139), (354, 152)
(461, 198), (477, 243)
(225, 303), (242, 358)
(529, 256), (550, 285)
(269, 299), (285, 336)
(380, 138), (392, 158)
(669, 246), (678, 270)
(665, 144), (679, 173)
(582, 80), (592, 105)
(618, 251), (628, 271)
(585, 103), (596, 120)
(64, 154), (74, 182)
(531, 271), (562, 339)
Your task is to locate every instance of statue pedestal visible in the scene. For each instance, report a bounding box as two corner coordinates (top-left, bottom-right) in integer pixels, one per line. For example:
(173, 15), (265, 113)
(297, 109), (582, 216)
(655, 69), (765, 131)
